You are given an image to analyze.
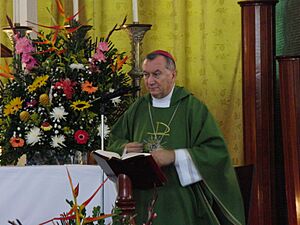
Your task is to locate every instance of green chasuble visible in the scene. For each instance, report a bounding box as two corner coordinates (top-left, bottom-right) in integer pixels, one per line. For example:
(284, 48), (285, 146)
(108, 86), (245, 225)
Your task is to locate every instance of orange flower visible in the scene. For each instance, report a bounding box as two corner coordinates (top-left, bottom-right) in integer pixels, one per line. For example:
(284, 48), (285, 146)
(112, 55), (128, 72)
(81, 81), (98, 94)
(29, 0), (82, 56)
(0, 60), (14, 79)
(9, 137), (25, 148)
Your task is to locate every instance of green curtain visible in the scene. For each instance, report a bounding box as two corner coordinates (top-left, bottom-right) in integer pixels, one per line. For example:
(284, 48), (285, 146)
(276, 0), (300, 55)
(1, 0), (243, 165)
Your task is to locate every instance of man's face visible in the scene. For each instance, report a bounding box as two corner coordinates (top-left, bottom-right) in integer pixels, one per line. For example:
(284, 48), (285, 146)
(142, 55), (176, 99)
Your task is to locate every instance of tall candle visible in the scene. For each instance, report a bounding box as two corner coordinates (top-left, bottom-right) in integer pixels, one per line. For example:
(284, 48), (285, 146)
(73, 0), (79, 20)
(13, 0), (20, 24)
(132, 0), (138, 23)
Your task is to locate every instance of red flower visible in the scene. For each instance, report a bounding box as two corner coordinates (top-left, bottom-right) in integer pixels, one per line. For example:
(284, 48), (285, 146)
(41, 122), (53, 131)
(9, 137), (25, 148)
(74, 130), (89, 144)
(54, 78), (77, 99)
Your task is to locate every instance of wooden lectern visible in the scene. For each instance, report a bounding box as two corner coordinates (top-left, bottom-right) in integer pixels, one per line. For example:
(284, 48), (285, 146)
(116, 174), (136, 225)
(115, 174), (158, 225)
(0, 43), (12, 57)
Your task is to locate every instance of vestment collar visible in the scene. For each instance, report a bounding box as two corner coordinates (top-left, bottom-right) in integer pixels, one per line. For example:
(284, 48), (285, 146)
(152, 85), (175, 108)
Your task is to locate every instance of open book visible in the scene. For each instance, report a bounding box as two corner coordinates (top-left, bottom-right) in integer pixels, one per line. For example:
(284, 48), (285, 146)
(92, 150), (167, 189)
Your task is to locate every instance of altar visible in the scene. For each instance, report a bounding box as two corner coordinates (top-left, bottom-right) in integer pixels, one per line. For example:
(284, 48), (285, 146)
(0, 165), (117, 225)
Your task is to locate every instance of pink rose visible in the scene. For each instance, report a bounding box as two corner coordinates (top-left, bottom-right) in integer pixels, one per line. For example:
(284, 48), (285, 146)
(22, 53), (38, 70)
(93, 50), (106, 62)
(98, 42), (109, 52)
(15, 37), (35, 54)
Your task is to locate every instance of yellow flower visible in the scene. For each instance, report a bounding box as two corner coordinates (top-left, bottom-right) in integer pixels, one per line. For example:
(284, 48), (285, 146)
(4, 97), (23, 116)
(19, 111), (30, 122)
(71, 100), (91, 111)
(28, 75), (49, 93)
(63, 126), (72, 134)
(39, 93), (50, 106)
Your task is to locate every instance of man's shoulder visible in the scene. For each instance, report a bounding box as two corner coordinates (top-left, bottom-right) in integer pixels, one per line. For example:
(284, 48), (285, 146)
(174, 86), (206, 107)
(126, 95), (149, 112)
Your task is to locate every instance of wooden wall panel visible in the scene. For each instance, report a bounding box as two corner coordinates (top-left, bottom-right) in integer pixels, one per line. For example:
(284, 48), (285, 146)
(277, 56), (300, 225)
(0, 43), (12, 57)
(238, 1), (278, 224)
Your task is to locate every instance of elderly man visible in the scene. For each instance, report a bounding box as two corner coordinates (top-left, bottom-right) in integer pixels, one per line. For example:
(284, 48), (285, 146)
(108, 50), (245, 225)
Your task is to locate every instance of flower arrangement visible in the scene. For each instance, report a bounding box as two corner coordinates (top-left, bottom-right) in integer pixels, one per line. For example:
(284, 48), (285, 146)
(0, 1), (135, 165)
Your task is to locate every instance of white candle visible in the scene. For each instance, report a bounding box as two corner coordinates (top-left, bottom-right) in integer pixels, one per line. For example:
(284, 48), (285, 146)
(13, 0), (20, 24)
(132, 0), (138, 23)
(73, 0), (79, 20)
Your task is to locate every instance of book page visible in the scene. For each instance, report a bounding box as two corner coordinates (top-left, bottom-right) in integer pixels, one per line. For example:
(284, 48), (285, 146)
(121, 152), (150, 160)
(93, 150), (121, 159)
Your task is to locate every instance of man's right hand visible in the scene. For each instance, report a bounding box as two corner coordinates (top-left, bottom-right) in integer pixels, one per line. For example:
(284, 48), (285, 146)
(124, 142), (144, 153)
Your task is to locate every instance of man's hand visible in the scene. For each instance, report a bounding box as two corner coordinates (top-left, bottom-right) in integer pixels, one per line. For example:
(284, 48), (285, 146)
(151, 149), (175, 167)
(124, 142), (144, 153)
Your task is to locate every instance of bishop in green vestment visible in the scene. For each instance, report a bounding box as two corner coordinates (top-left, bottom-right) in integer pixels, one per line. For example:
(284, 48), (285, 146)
(108, 50), (245, 225)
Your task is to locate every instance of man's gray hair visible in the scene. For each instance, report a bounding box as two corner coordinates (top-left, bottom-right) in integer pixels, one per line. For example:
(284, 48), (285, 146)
(145, 52), (176, 71)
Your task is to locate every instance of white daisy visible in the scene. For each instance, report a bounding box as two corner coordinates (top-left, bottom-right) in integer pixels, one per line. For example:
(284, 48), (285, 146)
(69, 63), (85, 70)
(111, 96), (121, 106)
(97, 123), (110, 139)
(50, 107), (68, 122)
(51, 135), (66, 148)
(25, 127), (42, 146)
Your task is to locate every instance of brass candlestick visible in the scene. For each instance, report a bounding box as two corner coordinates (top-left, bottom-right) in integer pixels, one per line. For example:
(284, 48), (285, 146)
(2, 23), (32, 44)
(123, 23), (152, 96)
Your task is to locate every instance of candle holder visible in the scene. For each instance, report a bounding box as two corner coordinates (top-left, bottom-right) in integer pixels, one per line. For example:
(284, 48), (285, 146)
(122, 23), (152, 96)
(2, 23), (32, 44)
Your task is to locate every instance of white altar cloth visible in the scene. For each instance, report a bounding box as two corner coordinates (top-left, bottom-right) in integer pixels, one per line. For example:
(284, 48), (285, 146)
(0, 165), (117, 225)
